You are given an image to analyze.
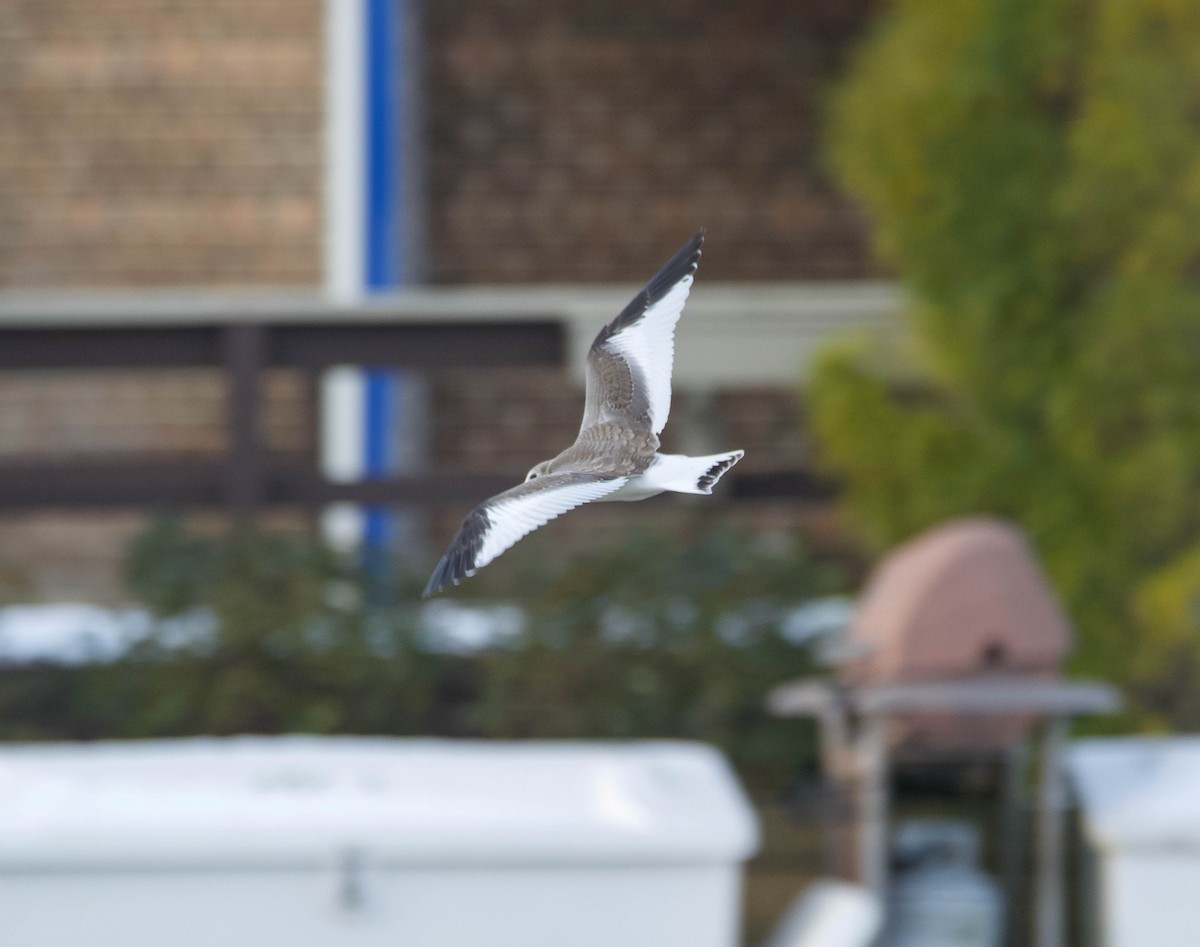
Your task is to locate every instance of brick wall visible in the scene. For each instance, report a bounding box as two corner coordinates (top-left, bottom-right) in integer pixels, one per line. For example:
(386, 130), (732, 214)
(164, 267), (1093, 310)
(0, 0), (881, 599)
(0, 1), (324, 598)
(0, 369), (312, 461)
(432, 368), (582, 473)
(0, 0), (323, 287)
(715, 388), (812, 474)
(0, 368), (314, 602)
(2, 0), (878, 289)
(426, 0), (878, 282)
(431, 369), (812, 475)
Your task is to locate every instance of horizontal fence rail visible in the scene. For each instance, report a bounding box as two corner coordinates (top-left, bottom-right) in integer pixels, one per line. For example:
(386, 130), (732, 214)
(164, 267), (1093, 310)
(0, 321), (564, 370)
(0, 313), (834, 513)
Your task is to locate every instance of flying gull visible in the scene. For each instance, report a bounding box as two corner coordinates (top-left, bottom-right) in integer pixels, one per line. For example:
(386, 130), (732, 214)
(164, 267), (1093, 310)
(423, 230), (743, 597)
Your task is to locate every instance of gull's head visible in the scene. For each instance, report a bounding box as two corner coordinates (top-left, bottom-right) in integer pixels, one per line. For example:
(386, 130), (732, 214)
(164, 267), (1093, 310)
(525, 461), (553, 483)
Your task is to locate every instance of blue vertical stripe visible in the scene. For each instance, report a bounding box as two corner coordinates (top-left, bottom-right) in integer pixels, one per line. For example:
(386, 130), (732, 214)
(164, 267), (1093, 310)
(365, 0), (402, 291)
(363, 0), (403, 559)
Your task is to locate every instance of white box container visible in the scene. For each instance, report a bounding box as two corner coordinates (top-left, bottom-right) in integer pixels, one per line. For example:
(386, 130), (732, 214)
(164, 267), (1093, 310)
(0, 736), (758, 946)
(1068, 737), (1200, 947)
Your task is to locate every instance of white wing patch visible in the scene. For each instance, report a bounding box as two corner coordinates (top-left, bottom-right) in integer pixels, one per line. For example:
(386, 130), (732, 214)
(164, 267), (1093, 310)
(606, 272), (694, 436)
(476, 475), (630, 571)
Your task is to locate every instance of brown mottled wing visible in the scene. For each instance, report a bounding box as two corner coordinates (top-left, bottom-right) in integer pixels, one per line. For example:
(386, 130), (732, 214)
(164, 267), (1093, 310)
(552, 420), (660, 477)
(422, 472), (630, 597)
(580, 230), (703, 437)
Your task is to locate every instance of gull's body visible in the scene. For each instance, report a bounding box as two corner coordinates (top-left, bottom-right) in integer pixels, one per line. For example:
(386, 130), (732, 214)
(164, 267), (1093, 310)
(423, 230), (743, 597)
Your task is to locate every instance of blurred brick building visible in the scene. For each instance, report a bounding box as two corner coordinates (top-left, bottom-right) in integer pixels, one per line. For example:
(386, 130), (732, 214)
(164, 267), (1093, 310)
(0, 0), (885, 599)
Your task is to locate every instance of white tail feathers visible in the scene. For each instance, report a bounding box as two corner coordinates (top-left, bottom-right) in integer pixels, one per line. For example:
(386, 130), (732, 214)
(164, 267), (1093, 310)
(649, 450), (744, 495)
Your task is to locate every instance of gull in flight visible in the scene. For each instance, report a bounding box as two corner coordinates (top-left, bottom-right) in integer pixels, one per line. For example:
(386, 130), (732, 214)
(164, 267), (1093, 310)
(423, 230), (743, 597)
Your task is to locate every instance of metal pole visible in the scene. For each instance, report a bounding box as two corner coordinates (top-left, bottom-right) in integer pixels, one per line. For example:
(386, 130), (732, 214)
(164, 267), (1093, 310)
(818, 700), (853, 879)
(1035, 717), (1068, 947)
(223, 324), (266, 517)
(858, 714), (891, 898)
(1001, 738), (1030, 947)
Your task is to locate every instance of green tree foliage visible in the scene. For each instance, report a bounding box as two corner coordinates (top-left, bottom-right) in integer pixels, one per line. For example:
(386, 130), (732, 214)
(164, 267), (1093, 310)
(812, 0), (1200, 722)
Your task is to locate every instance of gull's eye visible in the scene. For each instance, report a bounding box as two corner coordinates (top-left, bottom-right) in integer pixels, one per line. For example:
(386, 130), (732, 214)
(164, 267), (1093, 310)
(526, 470), (539, 481)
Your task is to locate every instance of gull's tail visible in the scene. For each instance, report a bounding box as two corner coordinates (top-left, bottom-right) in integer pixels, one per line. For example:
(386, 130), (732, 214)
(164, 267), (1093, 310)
(651, 450), (744, 495)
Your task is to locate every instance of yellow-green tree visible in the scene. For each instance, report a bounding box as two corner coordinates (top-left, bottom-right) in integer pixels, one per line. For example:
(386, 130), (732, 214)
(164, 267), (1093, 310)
(813, 0), (1200, 724)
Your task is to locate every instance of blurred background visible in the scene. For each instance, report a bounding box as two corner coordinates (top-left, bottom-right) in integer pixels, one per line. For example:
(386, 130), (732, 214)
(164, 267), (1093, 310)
(0, 0), (1198, 945)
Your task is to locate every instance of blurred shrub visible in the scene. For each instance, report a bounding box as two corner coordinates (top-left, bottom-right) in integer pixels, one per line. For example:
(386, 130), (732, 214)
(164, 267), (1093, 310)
(814, 0), (1200, 725)
(98, 520), (459, 739)
(0, 517), (846, 795)
(468, 521), (845, 791)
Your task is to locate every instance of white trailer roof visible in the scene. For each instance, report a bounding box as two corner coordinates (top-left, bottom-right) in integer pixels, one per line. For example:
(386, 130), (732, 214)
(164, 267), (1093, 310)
(1068, 737), (1200, 852)
(0, 737), (758, 869)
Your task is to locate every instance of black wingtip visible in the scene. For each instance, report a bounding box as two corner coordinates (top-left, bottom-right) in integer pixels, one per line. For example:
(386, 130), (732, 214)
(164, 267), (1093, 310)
(642, 229), (704, 301)
(421, 567), (450, 599)
(422, 506), (489, 598)
(423, 552), (468, 599)
(599, 229), (706, 344)
(422, 547), (468, 599)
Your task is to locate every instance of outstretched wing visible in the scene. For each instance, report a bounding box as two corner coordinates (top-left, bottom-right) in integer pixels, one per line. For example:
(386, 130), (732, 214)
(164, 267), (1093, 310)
(580, 230), (703, 437)
(422, 472), (629, 597)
